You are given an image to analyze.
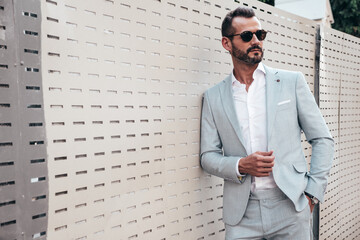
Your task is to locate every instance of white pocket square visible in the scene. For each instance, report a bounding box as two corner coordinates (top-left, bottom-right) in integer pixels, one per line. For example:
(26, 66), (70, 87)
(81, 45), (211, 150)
(277, 99), (291, 105)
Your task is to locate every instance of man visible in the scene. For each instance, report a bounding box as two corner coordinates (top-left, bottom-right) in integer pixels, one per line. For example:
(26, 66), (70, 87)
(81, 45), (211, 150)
(200, 7), (334, 240)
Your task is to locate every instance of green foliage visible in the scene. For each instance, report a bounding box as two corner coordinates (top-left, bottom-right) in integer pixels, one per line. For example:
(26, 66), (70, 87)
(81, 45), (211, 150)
(330, 0), (359, 37)
(257, 0), (359, 37)
(258, 0), (275, 6)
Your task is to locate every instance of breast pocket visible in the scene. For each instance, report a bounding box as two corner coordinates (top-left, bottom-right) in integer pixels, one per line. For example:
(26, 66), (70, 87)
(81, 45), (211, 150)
(277, 99), (291, 111)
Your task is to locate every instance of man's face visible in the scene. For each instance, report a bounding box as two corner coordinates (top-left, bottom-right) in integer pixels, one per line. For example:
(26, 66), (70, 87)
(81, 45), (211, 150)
(228, 16), (264, 64)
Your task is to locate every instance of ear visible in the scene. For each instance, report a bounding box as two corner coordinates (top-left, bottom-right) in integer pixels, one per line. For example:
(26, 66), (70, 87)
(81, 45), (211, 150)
(222, 37), (232, 52)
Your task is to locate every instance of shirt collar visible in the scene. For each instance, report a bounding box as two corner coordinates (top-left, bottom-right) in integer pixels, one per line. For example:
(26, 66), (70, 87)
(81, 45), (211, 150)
(231, 62), (266, 84)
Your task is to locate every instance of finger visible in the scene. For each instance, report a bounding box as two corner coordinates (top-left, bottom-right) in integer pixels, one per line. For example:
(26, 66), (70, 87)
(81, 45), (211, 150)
(257, 155), (275, 162)
(256, 150), (274, 156)
(258, 167), (273, 173)
(259, 163), (274, 168)
(255, 161), (274, 168)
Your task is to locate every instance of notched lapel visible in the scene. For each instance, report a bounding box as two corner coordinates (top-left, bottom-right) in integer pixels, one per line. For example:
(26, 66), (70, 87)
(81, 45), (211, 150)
(219, 76), (246, 148)
(265, 67), (283, 142)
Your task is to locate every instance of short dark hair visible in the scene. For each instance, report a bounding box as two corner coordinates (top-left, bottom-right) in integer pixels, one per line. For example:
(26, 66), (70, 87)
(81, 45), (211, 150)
(221, 7), (256, 37)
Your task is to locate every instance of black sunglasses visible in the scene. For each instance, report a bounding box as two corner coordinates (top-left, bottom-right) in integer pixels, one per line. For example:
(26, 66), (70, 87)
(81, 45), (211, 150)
(227, 29), (267, 42)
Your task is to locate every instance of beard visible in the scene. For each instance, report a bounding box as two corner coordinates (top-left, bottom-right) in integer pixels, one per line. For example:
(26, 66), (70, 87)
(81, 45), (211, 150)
(231, 44), (264, 64)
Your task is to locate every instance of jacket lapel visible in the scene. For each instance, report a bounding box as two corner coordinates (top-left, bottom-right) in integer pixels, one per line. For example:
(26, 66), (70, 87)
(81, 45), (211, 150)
(219, 75), (246, 148)
(264, 65), (282, 143)
(219, 65), (282, 150)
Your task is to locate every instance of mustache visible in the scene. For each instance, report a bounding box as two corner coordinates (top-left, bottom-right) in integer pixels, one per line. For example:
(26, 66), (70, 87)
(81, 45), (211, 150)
(247, 46), (263, 54)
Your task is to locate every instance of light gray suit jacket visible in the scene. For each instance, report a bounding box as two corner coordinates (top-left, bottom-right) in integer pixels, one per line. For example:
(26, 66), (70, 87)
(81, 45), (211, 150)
(200, 65), (334, 225)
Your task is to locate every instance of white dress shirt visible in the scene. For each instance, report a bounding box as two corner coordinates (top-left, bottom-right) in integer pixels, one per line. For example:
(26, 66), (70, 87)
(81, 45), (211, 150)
(232, 63), (277, 192)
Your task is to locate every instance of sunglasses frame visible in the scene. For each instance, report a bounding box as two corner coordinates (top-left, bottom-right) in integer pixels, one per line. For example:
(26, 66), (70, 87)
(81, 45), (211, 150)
(226, 29), (267, 42)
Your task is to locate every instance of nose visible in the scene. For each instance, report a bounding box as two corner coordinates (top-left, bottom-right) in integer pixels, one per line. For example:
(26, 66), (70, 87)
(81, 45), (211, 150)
(251, 33), (261, 45)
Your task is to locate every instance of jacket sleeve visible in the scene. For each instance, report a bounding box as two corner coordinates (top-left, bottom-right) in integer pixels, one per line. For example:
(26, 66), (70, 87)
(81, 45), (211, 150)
(200, 91), (246, 184)
(296, 72), (334, 202)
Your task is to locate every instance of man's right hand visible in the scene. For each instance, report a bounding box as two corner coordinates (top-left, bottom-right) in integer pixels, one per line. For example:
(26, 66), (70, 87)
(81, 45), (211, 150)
(238, 151), (275, 177)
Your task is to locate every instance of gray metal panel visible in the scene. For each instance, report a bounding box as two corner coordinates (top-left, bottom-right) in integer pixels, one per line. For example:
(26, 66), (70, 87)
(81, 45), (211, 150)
(0, 0), (48, 239)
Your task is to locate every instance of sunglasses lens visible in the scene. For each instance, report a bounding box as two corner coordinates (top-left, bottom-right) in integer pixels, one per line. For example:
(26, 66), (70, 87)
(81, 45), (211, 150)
(240, 31), (253, 42)
(256, 30), (267, 41)
(237, 30), (267, 42)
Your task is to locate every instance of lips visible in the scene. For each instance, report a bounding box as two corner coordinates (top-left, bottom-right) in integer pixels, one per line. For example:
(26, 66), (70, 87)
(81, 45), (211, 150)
(247, 46), (262, 54)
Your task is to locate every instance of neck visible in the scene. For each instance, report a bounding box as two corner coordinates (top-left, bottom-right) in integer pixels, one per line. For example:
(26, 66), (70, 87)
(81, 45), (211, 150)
(233, 60), (259, 85)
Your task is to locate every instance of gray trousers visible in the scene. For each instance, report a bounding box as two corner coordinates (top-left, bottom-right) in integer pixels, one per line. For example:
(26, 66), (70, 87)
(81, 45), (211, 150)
(225, 188), (312, 240)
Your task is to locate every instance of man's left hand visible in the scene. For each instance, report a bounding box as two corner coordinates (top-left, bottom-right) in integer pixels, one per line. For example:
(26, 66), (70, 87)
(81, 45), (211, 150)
(306, 195), (315, 213)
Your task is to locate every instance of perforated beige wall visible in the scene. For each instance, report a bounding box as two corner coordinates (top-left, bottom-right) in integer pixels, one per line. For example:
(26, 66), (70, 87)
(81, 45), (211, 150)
(2, 0), (360, 239)
(318, 26), (360, 240)
(39, 0), (321, 239)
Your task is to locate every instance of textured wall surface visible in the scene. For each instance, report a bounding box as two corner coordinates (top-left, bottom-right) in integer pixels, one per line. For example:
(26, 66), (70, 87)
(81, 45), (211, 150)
(0, 0), (48, 239)
(0, 0), (359, 239)
(40, 0), (317, 239)
(318, 26), (360, 240)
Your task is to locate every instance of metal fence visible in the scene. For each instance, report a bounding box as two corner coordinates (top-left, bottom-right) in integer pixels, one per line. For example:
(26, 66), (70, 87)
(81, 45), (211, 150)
(0, 0), (359, 239)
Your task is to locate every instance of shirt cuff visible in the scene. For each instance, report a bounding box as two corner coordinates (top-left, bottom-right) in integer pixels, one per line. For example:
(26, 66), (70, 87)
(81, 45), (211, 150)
(236, 158), (246, 177)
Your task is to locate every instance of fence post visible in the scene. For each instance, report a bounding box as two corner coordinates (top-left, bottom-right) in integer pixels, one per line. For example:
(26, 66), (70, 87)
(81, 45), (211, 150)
(314, 24), (321, 107)
(312, 24), (322, 240)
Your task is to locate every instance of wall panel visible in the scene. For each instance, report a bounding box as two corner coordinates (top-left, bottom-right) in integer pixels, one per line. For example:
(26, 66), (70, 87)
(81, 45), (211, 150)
(319, 26), (360, 240)
(40, 0), (321, 239)
(0, 0), (48, 239)
(1, 0), (358, 239)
